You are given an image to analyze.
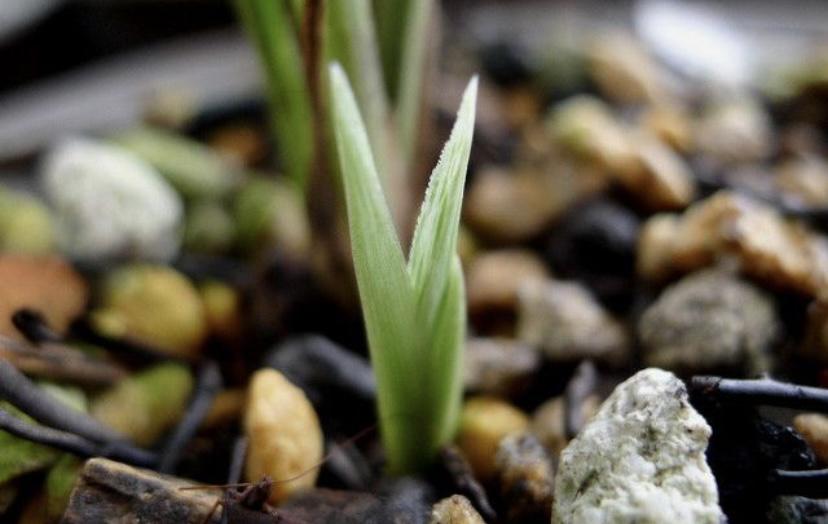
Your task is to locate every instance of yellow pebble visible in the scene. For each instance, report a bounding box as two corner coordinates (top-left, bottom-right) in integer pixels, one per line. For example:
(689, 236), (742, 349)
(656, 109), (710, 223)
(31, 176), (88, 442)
(244, 369), (323, 504)
(456, 396), (529, 480)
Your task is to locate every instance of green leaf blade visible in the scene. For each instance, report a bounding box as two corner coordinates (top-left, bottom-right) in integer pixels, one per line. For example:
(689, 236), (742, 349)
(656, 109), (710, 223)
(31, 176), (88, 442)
(329, 63), (422, 472)
(423, 256), (466, 454)
(408, 77), (478, 326)
(234, 0), (313, 190)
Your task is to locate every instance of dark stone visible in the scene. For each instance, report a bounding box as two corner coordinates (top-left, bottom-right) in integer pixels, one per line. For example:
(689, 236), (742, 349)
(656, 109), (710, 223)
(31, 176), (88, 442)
(434, 446), (497, 522)
(370, 477), (437, 524)
(480, 41), (535, 88)
(767, 496), (828, 524)
(690, 399), (817, 524)
(283, 481), (435, 524)
(62, 458), (222, 524)
(280, 489), (383, 524)
(545, 198), (640, 311)
(264, 335), (376, 405)
(62, 458), (392, 524)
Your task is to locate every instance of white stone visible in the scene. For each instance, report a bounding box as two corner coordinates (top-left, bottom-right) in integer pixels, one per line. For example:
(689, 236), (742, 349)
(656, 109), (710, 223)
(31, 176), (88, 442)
(41, 138), (182, 261)
(553, 368), (723, 524)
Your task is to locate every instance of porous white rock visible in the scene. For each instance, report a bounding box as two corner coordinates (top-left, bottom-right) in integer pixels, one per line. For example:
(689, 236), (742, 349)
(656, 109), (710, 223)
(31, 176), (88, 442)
(41, 138), (183, 261)
(553, 368), (723, 524)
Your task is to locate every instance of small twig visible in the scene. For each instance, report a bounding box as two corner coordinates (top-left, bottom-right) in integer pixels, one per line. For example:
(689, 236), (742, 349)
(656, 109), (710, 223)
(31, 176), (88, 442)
(70, 319), (187, 365)
(228, 436), (249, 485)
(0, 408), (157, 467)
(158, 361), (224, 473)
(690, 376), (828, 413)
(439, 446), (497, 523)
(0, 359), (124, 443)
(564, 360), (597, 439)
(0, 335), (125, 386)
(11, 308), (62, 344)
(770, 468), (828, 498)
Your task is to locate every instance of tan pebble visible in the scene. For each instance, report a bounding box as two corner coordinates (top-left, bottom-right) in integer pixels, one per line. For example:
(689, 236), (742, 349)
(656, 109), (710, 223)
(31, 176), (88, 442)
(548, 96), (638, 176)
(637, 190), (828, 297)
(244, 369), (323, 504)
(0, 256), (88, 342)
(774, 157), (828, 208)
(694, 98), (771, 166)
(464, 167), (560, 243)
(466, 250), (549, 314)
(637, 214), (680, 281)
(429, 495), (486, 524)
(586, 34), (671, 105)
(622, 132), (696, 211)
(457, 396), (530, 480)
(640, 105), (694, 153)
(794, 413), (828, 464)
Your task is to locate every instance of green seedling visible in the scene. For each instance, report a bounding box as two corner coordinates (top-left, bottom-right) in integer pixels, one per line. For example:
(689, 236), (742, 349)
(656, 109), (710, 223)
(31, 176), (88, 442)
(329, 63), (477, 473)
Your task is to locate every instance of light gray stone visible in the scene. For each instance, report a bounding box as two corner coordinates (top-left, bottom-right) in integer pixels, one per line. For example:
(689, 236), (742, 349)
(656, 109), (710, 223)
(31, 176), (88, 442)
(553, 368), (723, 524)
(41, 138), (182, 262)
(639, 268), (779, 373)
(517, 279), (629, 365)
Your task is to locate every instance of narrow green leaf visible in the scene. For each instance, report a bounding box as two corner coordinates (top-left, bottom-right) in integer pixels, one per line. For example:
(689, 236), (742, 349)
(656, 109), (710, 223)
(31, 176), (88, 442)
(329, 63), (420, 471)
(330, 62), (477, 473)
(234, 0), (313, 190)
(408, 76), (478, 327)
(326, 0), (390, 175)
(396, 0), (435, 169)
(373, 0), (410, 100)
(423, 256), (466, 454)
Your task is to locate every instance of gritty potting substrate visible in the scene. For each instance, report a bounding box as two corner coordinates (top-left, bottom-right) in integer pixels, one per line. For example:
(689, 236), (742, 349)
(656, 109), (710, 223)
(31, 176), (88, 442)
(5, 7), (828, 524)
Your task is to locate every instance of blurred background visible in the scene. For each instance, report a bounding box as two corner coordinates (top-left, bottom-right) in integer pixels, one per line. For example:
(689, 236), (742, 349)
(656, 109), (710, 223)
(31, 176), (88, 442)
(4, 0), (828, 164)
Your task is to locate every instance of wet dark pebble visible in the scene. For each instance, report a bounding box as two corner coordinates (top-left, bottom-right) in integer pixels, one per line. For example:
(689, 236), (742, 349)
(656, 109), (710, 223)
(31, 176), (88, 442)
(690, 398), (817, 524)
(480, 41), (535, 88)
(545, 198), (640, 311)
(767, 495), (828, 524)
(434, 446), (497, 523)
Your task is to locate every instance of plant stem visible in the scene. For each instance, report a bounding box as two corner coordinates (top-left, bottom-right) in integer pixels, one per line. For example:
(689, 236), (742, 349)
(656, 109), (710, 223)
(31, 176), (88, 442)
(396, 0), (435, 173)
(158, 361), (223, 473)
(234, 0), (313, 190)
(0, 334), (126, 386)
(11, 308), (62, 344)
(70, 319), (185, 365)
(690, 376), (828, 413)
(227, 436), (249, 484)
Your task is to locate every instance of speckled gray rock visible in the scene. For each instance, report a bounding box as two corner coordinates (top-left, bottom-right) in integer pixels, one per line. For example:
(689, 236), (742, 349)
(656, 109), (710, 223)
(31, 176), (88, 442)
(517, 279), (629, 365)
(553, 368), (723, 524)
(766, 496), (828, 524)
(429, 495), (486, 524)
(639, 269), (779, 373)
(494, 433), (554, 523)
(41, 138), (183, 262)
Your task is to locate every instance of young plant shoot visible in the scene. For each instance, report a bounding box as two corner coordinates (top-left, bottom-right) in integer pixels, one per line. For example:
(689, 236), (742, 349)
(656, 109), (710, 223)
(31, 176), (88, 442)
(329, 63), (477, 473)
